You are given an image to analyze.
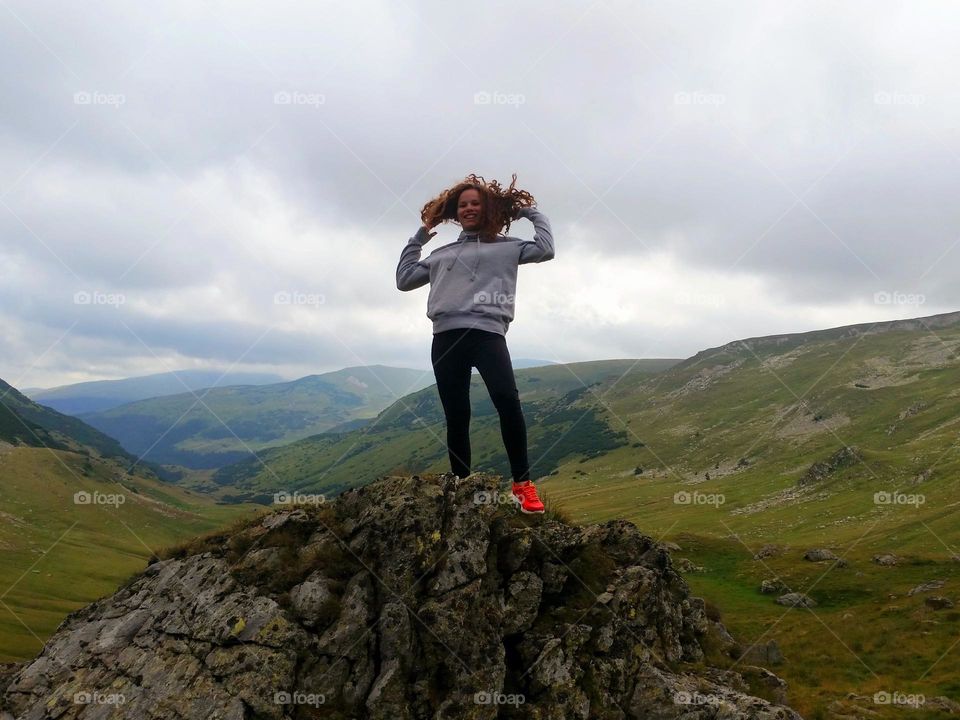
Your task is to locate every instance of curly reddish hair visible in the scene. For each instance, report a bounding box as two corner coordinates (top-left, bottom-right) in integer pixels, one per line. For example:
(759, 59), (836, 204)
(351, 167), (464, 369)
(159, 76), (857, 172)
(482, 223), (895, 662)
(420, 173), (536, 239)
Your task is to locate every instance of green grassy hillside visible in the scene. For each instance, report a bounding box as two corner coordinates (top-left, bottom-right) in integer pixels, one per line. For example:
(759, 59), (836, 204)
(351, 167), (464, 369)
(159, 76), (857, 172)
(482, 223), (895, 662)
(79, 365), (438, 469)
(535, 311), (960, 719)
(0, 446), (263, 662)
(1, 379), (131, 461)
(208, 359), (680, 501)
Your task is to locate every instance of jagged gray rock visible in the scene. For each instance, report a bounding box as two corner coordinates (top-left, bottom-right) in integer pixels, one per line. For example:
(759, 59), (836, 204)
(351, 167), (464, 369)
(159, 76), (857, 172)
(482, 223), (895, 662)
(760, 579), (790, 595)
(1, 473), (803, 719)
(908, 579), (945, 596)
(802, 548), (847, 567)
(797, 446), (862, 486)
(775, 593), (817, 608)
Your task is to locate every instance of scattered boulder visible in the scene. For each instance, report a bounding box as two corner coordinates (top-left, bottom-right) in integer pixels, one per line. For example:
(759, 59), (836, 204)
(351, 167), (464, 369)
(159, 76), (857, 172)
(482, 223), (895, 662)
(911, 468), (933, 485)
(761, 579), (790, 595)
(754, 544), (782, 560)
(928, 696), (960, 713)
(776, 592), (817, 608)
(872, 553), (898, 566)
(674, 557), (705, 573)
(924, 596), (955, 610)
(908, 579), (946, 596)
(803, 548), (847, 567)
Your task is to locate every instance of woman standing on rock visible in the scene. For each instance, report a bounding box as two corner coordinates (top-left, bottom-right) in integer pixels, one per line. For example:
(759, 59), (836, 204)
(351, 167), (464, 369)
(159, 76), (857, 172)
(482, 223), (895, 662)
(396, 173), (555, 514)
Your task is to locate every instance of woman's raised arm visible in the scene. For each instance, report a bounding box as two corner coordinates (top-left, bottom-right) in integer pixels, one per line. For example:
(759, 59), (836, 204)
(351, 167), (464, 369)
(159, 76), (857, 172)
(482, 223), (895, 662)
(396, 225), (435, 291)
(517, 207), (555, 264)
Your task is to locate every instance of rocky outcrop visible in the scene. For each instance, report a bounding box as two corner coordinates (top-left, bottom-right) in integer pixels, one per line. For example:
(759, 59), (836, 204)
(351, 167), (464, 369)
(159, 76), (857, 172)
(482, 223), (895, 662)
(797, 446), (862, 487)
(1, 473), (803, 719)
(802, 548), (847, 567)
(775, 593), (817, 609)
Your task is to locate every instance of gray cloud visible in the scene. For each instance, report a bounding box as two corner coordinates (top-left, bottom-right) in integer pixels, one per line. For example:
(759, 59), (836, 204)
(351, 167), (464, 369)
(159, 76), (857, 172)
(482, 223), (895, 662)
(1, 0), (958, 388)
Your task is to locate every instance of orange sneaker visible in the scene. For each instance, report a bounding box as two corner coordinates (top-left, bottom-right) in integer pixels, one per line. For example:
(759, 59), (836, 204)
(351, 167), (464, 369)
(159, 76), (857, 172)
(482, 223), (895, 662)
(511, 480), (545, 514)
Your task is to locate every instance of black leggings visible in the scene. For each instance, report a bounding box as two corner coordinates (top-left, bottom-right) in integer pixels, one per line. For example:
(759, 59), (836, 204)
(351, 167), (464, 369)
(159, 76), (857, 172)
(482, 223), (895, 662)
(430, 327), (530, 482)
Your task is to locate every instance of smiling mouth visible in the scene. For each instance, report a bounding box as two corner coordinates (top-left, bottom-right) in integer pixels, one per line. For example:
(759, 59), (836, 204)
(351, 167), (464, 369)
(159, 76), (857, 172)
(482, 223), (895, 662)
(463, 213), (477, 220)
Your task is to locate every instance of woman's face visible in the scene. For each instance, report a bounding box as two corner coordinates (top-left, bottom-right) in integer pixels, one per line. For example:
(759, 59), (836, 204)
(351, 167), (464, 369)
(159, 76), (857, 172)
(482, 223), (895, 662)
(457, 188), (482, 231)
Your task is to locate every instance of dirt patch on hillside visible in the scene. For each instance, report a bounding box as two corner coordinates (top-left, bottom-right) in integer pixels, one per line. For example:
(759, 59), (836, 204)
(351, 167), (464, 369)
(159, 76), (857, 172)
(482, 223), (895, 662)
(667, 359), (745, 398)
(664, 422), (697, 437)
(775, 409), (851, 439)
(849, 355), (919, 389)
(760, 346), (807, 371)
(904, 335), (960, 366)
(729, 484), (827, 516)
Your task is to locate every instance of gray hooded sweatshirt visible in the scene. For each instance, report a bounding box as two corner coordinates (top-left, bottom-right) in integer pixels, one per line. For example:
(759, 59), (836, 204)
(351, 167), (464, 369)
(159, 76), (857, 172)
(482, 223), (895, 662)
(396, 206), (555, 335)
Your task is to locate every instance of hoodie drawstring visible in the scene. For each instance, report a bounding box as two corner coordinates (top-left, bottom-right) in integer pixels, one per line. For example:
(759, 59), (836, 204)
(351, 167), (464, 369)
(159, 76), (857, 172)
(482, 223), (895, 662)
(446, 232), (482, 280)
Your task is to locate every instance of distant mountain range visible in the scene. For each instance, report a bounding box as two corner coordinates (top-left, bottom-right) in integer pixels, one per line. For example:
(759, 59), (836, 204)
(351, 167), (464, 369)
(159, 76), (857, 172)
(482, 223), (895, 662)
(208, 358), (681, 501)
(25, 369), (286, 415)
(75, 365), (439, 469)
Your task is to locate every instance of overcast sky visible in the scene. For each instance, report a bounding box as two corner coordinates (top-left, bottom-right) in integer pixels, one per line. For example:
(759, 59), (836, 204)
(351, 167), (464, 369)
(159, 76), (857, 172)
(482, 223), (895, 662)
(2, 1), (958, 389)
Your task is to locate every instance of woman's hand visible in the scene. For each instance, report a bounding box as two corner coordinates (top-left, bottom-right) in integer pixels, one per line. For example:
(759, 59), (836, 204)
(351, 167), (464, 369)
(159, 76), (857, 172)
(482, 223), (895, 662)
(512, 205), (533, 221)
(421, 219), (439, 240)
(421, 200), (443, 239)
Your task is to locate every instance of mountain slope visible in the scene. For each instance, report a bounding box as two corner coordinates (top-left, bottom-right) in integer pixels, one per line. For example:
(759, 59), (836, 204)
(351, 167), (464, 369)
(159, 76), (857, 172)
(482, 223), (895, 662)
(0, 376), (263, 662)
(78, 365), (438, 470)
(551, 309), (960, 539)
(208, 359), (680, 501)
(531, 310), (960, 718)
(0, 379), (131, 461)
(0, 445), (262, 663)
